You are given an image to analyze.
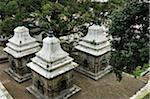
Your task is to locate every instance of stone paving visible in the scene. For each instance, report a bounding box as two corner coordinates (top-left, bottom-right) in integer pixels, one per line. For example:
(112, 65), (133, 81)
(0, 62), (146, 99)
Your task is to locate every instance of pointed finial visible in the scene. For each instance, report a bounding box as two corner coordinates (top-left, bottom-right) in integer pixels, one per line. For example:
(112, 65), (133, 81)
(48, 30), (54, 37)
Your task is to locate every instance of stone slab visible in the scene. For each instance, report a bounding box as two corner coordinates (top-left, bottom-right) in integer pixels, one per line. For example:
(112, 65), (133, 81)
(26, 84), (81, 99)
(5, 68), (32, 83)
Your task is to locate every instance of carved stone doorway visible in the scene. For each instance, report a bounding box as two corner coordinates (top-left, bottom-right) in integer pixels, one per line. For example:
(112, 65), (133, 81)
(11, 61), (17, 73)
(37, 80), (44, 94)
(58, 79), (67, 92)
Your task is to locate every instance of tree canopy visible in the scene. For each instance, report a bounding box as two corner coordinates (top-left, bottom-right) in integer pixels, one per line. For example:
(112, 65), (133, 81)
(109, 0), (149, 80)
(0, 0), (125, 36)
(0, 0), (43, 35)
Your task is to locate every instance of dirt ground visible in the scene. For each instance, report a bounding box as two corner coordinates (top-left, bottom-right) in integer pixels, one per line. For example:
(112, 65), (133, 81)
(0, 62), (146, 99)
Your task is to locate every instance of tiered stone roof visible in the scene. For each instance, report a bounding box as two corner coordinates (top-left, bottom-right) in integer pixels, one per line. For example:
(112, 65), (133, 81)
(27, 32), (78, 79)
(4, 26), (40, 58)
(75, 24), (111, 56)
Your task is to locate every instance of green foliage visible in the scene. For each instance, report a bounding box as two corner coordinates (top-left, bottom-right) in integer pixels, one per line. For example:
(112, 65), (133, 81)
(0, 17), (15, 36)
(0, 0), (43, 35)
(133, 66), (143, 77)
(0, 0), (125, 36)
(109, 0), (149, 80)
(132, 64), (150, 77)
(24, 1), (127, 34)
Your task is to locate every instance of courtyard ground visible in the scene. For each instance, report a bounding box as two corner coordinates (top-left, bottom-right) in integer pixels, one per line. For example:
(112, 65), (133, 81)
(0, 62), (146, 99)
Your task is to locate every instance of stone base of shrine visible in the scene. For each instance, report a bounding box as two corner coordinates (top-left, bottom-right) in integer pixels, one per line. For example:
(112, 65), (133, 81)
(5, 68), (32, 83)
(26, 84), (81, 99)
(75, 65), (112, 80)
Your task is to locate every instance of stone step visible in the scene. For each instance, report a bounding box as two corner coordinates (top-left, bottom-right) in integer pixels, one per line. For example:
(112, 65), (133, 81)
(0, 56), (8, 64)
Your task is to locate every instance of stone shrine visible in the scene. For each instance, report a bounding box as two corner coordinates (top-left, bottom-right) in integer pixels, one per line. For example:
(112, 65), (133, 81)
(4, 26), (40, 83)
(26, 31), (81, 99)
(75, 24), (111, 80)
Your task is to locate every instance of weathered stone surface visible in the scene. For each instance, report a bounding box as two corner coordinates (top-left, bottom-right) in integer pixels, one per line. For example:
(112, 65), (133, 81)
(75, 25), (111, 56)
(4, 26), (40, 83)
(75, 24), (111, 80)
(4, 26), (40, 58)
(5, 54), (34, 83)
(27, 32), (80, 99)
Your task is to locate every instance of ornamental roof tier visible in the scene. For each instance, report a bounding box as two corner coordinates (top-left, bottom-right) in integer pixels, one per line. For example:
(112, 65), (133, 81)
(27, 32), (78, 79)
(4, 26), (40, 58)
(75, 24), (111, 56)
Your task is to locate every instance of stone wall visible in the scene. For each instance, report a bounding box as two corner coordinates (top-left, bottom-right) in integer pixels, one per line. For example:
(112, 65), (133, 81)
(76, 51), (110, 74)
(8, 54), (33, 76)
(31, 70), (74, 98)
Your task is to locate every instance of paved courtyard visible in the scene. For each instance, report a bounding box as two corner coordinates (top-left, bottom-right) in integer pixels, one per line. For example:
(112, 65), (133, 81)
(0, 62), (146, 99)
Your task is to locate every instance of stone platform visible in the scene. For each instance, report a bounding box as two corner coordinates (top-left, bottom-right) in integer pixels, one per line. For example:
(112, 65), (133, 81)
(0, 62), (146, 99)
(27, 85), (81, 99)
(5, 68), (32, 83)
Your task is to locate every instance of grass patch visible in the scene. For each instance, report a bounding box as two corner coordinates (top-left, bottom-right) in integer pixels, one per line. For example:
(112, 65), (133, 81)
(132, 64), (150, 77)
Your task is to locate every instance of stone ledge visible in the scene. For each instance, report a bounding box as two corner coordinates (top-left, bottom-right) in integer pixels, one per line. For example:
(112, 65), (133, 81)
(5, 68), (32, 83)
(0, 82), (13, 99)
(140, 67), (150, 76)
(26, 84), (81, 99)
(0, 58), (8, 64)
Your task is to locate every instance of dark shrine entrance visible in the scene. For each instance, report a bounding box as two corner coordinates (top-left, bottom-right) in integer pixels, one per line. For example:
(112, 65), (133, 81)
(58, 79), (67, 92)
(11, 61), (17, 73)
(37, 80), (44, 94)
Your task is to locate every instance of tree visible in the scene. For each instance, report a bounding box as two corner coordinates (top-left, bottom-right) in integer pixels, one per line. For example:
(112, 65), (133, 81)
(0, 0), (125, 36)
(0, 0), (42, 35)
(24, 0), (125, 37)
(109, 0), (149, 80)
